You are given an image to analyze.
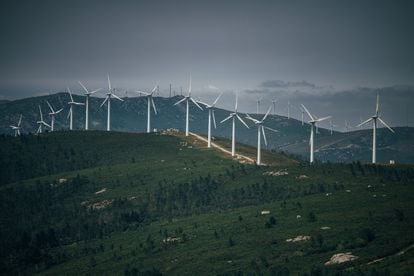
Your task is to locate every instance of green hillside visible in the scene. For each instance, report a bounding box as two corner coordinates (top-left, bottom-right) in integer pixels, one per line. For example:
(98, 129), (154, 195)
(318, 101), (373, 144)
(2, 93), (414, 164)
(0, 131), (413, 275)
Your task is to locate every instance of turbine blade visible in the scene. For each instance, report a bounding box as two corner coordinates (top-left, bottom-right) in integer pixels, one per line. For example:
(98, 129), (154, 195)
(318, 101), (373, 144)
(316, 116), (331, 122)
(151, 97), (157, 114)
(46, 101), (54, 113)
(236, 114), (249, 128)
(100, 96), (109, 107)
(42, 121), (51, 128)
(212, 109), (217, 129)
(188, 76), (192, 95)
(78, 81), (89, 94)
(378, 117), (395, 133)
(107, 74), (111, 91)
(220, 115), (233, 124)
(357, 117), (373, 128)
(18, 114), (22, 126)
(68, 87), (74, 102)
(376, 94), (379, 115)
(261, 126), (268, 146)
(151, 81), (159, 93)
(90, 88), (102, 94)
(235, 94), (238, 111)
(245, 114), (259, 124)
(112, 93), (124, 101)
(264, 126), (278, 132)
(174, 97), (186, 106)
(190, 97), (203, 110)
(262, 105), (272, 121)
(56, 108), (63, 114)
(67, 107), (72, 119)
(212, 92), (222, 106)
(135, 90), (150, 96)
(301, 104), (314, 121)
(38, 105), (43, 121)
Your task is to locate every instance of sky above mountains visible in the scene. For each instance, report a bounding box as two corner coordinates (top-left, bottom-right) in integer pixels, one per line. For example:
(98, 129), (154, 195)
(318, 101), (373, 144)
(0, 0), (413, 128)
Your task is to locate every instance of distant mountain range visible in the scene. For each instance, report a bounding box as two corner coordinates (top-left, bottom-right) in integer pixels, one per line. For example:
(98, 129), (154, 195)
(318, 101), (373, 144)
(1, 92), (413, 164)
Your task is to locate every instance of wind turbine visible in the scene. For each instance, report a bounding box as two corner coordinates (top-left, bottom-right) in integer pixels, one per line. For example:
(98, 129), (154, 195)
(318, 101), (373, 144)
(101, 74), (124, 131)
(301, 104), (331, 164)
(36, 105), (51, 134)
(198, 92), (223, 148)
(345, 120), (352, 132)
(271, 98), (278, 115)
(174, 76), (203, 136)
(357, 94), (394, 164)
(78, 81), (101, 130)
(10, 114), (22, 136)
(246, 106), (278, 165)
(67, 88), (85, 130)
(287, 100), (291, 119)
(329, 120), (337, 135)
(135, 82), (158, 133)
(46, 101), (63, 132)
(299, 106), (305, 126)
(256, 98), (262, 114)
(220, 94), (249, 157)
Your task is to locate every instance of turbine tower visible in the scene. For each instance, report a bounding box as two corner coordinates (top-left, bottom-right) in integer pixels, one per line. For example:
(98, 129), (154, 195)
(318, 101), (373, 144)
(220, 95), (249, 156)
(78, 81), (101, 130)
(67, 88), (84, 130)
(198, 92), (223, 148)
(345, 120), (352, 132)
(301, 104), (331, 164)
(174, 76), (203, 136)
(101, 74), (124, 131)
(357, 94), (394, 164)
(135, 82), (158, 133)
(246, 106), (278, 165)
(46, 101), (63, 132)
(36, 105), (51, 134)
(10, 114), (22, 136)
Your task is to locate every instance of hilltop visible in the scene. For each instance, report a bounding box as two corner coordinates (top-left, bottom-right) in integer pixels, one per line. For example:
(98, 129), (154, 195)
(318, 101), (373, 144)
(0, 131), (413, 275)
(1, 93), (414, 164)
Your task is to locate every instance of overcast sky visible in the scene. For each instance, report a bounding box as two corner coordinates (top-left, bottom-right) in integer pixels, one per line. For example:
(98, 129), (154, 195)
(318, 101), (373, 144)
(0, 0), (413, 129)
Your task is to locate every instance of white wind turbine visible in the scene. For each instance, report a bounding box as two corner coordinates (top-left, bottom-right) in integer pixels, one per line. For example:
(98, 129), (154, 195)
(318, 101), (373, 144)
(46, 101), (63, 132)
(174, 76), (203, 136)
(287, 100), (291, 119)
(357, 94), (394, 164)
(36, 105), (51, 134)
(345, 120), (352, 132)
(329, 120), (338, 135)
(301, 104), (331, 164)
(198, 92), (223, 148)
(256, 98), (262, 114)
(135, 82), (158, 133)
(220, 94), (249, 156)
(271, 98), (278, 115)
(101, 74), (124, 131)
(67, 88), (84, 130)
(10, 114), (22, 136)
(78, 81), (101, 130)
(246, 106), (278, 165)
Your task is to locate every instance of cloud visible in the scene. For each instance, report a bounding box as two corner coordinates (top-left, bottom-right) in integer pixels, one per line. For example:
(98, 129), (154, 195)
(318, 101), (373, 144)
(259, 80), (319, 89)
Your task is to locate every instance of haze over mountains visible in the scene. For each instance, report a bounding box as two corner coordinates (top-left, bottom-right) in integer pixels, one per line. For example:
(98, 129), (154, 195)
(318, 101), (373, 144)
(1, 93), (413, 164)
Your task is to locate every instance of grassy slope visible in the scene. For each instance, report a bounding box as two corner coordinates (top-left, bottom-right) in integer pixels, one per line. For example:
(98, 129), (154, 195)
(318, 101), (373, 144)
(0, 131), (413, 275)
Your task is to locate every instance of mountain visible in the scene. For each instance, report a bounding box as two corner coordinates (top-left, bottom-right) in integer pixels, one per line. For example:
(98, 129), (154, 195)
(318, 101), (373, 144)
(1, 92), (413, 164)
(0, 131), (413, 275)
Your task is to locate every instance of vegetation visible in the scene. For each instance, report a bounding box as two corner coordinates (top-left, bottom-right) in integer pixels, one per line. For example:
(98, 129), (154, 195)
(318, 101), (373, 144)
(0, 131), (413, 275)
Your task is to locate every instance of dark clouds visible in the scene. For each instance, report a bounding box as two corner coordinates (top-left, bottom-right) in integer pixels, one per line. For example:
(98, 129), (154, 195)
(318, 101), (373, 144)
(260, 80), (319, 89)
(0, 0), (413, 128)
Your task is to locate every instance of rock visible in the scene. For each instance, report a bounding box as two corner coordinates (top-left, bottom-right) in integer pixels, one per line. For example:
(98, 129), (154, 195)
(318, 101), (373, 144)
(325, 252), (358, 265)
(286, 235), (311, 242)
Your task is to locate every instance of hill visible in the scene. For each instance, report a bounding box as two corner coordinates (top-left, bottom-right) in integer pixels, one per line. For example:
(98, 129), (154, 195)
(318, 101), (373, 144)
(0, 131), (413, 275)
(1, 93), (413, 164)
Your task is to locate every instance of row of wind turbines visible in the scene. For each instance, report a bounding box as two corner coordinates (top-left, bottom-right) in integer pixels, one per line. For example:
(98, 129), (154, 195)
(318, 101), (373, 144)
(9, 75), (394, 165)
